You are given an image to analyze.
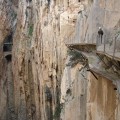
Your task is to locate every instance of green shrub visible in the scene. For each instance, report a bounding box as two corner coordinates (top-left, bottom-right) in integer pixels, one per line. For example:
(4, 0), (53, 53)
(67, 49), (87, 67)
(53, 104), (63, 119)
(28, 25), (33, 36)
(68, 49), (83, 61)
(11, 12), (17, 20)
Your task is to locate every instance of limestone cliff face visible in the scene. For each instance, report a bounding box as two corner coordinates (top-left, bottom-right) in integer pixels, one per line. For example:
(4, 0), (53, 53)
(0, 0), (17, 119)
(60, 0), (120, 120)
(12, 0), (84, 120)
(0, 0), (120, 120)
(74, 0), (120, 44)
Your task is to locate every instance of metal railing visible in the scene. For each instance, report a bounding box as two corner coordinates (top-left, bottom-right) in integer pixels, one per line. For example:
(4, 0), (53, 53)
(96, 34), (120, 59)
(65, 29), (120, 60)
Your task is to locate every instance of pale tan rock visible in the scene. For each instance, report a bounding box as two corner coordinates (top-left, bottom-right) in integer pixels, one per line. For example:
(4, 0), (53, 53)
(0, 0), (120, 120)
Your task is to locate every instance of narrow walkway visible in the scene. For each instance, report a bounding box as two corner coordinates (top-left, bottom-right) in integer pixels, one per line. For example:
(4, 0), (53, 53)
(90, 67), (119, 81)
(65, 42), (120, 82)
(97, 44), (120, 62)
(65, 41), (120, 62)
(66, 43), (96, 46)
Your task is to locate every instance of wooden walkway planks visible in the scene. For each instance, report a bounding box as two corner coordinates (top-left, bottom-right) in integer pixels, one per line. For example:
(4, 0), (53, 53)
(65, 43), (96, 46)
(96, 51), (120, 62)
(90, 67), (120, 81)
(65, 41), (120, 61)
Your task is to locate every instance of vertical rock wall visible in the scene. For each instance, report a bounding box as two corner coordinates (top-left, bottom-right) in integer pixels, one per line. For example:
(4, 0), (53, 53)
(87, 72), (120, 120)
(0, 0), (17, 119)
(60, 0), (120, 120)
(75, 0), (120, 44)
(12, 0), (84, 120)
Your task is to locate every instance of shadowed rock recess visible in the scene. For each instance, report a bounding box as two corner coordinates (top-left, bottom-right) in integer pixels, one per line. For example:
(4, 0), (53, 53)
(0, 0), (120, 120)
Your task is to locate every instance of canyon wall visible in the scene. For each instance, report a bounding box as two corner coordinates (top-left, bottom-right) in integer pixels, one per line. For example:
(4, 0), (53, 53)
(60, 0), (120, 120)
(0, 0), (120, 120)
(12, 0), (84, 120)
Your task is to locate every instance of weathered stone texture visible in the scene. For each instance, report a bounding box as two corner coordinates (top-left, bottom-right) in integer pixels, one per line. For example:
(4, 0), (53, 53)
(0, 0), (120, 120)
